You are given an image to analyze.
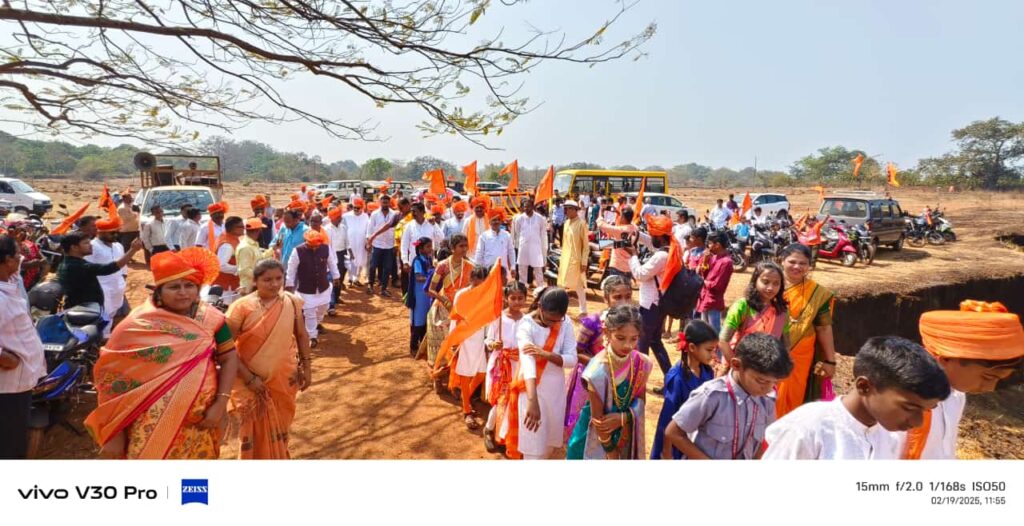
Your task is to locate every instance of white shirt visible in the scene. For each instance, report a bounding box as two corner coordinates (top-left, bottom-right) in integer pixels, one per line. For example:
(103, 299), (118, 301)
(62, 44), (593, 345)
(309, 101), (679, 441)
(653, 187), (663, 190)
(894, 390), (965, 459)
(628, 249), (668, 309)
(512, 212), (548, 268)
(401, 219), (438, 265)
(710, 206), (730, 228)
(367, 209), (396, 250)
(325, 221), (349, 253)
(194, 220), (224, 249)
(473, 228), (515, 271)
(140, 218), (166, 250)
(443, 216), (466, 239)
(0, 277), (46, 393)
(672, 223), (692, 248)
(178, 219), (200, 249)
(164, 216), (183, 247)
(216, 242), (238, 275)
(763, 398), (901, 460)
(85, 239), (126, 318)
(515, 315), (578, 455)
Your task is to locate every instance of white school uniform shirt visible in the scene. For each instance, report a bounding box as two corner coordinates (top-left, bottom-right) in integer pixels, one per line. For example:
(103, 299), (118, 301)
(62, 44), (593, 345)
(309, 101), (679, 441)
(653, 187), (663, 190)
(325, 221), (349, 253)
(515, 315), (578, 456)
(85, 238), (126, 316)
(401, 219), (437, 266)
(473, 228), (515, 272)
(486, 314), (525, 439)
(164, 216), (183, 247)
(894, 390), (965, 459)
(512, 212), (547, 268)
(0, 277), (46, 394)
(194, 220), (224, 249)
(452, 288), (488, 377)
(762, 398), (901, 460)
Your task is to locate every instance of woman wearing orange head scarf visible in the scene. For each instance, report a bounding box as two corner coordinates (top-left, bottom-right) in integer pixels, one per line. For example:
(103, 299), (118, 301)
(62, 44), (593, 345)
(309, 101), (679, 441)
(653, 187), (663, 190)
(85, 248), (238, 459)
(902, 300), (1024, 459)
(775, 243), (837, 419)
(226, 259), (312, 459)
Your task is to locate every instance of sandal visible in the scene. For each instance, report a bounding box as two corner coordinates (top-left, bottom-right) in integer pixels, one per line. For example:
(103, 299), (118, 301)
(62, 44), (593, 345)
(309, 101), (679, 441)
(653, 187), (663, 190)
(465, 414), (480, 430)
(483, 429), (498, 452)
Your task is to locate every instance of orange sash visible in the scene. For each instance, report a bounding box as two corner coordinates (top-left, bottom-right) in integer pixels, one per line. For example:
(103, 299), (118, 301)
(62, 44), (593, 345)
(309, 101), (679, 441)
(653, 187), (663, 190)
(902, 409), (932, 460)
(207, 220), (217, 251)
(504, 321), (562, 459)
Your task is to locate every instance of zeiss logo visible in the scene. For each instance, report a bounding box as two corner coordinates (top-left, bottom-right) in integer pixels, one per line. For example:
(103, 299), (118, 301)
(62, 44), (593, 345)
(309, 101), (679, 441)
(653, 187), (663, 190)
(181, 479), (209, 505)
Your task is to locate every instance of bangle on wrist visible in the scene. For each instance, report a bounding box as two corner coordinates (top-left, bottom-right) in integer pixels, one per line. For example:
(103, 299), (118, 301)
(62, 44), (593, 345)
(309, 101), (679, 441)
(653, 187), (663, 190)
(821, 359), (836, 365)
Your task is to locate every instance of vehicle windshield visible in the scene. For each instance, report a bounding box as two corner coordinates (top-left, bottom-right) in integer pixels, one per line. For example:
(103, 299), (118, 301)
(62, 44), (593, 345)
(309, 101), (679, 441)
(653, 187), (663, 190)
(9, 179), (35, 193)
(553, 174), (572, 194)
(146, 190), (214, 217)
(820, 199), (868, 218)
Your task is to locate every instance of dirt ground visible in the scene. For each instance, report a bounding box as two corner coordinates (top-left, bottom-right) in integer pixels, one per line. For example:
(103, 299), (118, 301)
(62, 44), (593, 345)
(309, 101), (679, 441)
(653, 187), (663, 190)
(25, 180), (1024, 460)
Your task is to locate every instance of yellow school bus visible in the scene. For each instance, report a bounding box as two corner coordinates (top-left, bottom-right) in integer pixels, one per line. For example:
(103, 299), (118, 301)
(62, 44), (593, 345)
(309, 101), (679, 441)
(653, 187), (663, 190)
(553, 170), (668, 197)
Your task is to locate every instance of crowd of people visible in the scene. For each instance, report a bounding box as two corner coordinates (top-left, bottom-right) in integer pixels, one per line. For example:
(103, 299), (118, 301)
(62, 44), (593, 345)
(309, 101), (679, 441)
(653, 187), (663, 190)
(0, 184), (1022, 461)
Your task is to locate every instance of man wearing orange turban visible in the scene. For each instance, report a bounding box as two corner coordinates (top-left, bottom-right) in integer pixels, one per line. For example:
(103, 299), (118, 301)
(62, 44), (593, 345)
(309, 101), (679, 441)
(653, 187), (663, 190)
(195, 202), (228, 251)
(621, 214), (684, 377)
(900, 301), (1024, 459)
(324, 207), (349, 314)
(285, 216), (340, 347)
(86, 211), (135, 337)
(249, 196), (274, 249)
(343, 198), (370, 289)
(465, 197), (489, 255)
(474, 206), (515, 280)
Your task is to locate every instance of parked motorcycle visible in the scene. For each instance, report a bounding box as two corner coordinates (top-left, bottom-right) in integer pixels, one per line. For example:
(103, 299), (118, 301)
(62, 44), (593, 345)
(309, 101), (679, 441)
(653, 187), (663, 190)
(930, 206), (956, 242)
(26, 301), (107, 458)
(804, 220), (858, 267)
(905, 216), (944, 247)
(844, 221), (875, 265)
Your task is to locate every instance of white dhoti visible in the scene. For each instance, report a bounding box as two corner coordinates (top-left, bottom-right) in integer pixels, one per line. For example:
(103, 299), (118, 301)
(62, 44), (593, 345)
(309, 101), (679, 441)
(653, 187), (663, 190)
(299, 285), (332, 339)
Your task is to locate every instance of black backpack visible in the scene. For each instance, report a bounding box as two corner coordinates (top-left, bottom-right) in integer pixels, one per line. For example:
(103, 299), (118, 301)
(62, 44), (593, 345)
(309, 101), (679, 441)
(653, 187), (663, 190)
(655, 267), (703, 319)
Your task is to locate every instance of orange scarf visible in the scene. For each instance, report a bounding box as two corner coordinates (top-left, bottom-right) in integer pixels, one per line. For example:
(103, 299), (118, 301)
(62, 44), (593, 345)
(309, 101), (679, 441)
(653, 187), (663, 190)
(504, 320), (562, 459)
(207, 220), (218, 250)
(903, 409), (932, 460)
(466, 215), (483, 255)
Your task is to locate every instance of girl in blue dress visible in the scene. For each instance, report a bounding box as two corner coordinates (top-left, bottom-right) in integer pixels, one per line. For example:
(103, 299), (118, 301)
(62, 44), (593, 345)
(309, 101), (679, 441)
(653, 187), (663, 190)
(651, 320), (720, 459)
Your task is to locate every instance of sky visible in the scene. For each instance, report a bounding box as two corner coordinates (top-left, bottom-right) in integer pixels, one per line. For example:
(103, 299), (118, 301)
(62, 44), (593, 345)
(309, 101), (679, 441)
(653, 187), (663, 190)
(5, 0), (1024, 171)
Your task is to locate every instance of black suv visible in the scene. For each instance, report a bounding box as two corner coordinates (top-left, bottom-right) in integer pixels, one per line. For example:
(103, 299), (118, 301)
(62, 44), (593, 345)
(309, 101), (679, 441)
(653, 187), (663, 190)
(818, 193), (906, 250)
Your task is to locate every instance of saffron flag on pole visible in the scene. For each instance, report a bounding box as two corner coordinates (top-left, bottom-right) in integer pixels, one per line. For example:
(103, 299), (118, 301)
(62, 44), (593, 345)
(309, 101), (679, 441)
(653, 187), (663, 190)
(740, 192), (752, 216)
(431, 259), (505, 378)
(632, 176), (646, 225)
(422, 169), (447, 196)
(462, 161), (478, 196)
(51, 202), (90, 235)
(886, 162), (901, 187)
(535, 165), (554, 204)
(814, 185), (826, 202)
(728, 210), (741, 227)
(852, 153), (864, 178)
(500, 160), (519, 193)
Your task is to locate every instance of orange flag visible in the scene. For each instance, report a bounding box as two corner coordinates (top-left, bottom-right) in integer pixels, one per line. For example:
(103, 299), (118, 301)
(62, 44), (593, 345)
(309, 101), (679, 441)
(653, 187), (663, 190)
(462, 161), (478, 195)
(51, 202), (90, 235)
(740, 192), (752, 216)
(98, 185), (114, 211)
(728, 210), (741, 227)
(886, 162), (901, 187)
(422, 169), (446, 196)
(534, 165), (554, 204)
(432, 259), (505, 377)
(500, 160), (519, 193)
(814, 185), (826, 202)
(852, 153), (864, 178)
(632, 177), (646, 225)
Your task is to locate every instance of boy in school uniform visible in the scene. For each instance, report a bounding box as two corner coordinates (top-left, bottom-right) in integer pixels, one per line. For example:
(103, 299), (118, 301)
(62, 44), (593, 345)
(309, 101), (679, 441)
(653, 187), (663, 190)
(763, 336), (951, 460)
(900, 301), (1024, 459)
(662, 333), (793, 459)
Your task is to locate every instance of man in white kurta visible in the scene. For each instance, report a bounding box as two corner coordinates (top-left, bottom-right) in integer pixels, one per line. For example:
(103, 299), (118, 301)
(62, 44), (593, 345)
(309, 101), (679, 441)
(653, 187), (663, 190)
(515, 313), (577, 460)
(342, 202), (370, 286)
(400, 204), (438, 271)
(325, 208), (349, 313)
(512, 199), (548, 288)
(761, 398), (901, 459)
(85, 230), (126, 337)
(473, 212), (515, 278)
(285, 237), (340, 344)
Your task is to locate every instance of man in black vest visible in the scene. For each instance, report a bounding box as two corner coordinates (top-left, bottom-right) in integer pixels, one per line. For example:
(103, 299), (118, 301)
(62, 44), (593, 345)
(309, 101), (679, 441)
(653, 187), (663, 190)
(285, 229), (339, 348)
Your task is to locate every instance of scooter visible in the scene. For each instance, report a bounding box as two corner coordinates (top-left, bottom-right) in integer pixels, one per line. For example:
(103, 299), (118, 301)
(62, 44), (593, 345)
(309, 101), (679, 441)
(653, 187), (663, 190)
(805, 220), (858, 267)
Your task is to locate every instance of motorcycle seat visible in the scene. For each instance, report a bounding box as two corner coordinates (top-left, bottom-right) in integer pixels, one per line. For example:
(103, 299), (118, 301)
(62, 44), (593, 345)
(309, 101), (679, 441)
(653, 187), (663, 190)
(65, 303), (103, 326)
(77, 324), (101, 346)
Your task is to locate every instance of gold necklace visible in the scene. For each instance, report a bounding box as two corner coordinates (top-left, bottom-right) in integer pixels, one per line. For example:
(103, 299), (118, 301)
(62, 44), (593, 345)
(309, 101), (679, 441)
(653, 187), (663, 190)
(605, 350), (635, 410)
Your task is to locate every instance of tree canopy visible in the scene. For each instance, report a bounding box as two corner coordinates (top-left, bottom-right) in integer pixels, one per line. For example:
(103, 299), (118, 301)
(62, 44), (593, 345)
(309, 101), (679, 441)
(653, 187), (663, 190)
(0, 0), (654, 147)
(916, 118), (1024, 189)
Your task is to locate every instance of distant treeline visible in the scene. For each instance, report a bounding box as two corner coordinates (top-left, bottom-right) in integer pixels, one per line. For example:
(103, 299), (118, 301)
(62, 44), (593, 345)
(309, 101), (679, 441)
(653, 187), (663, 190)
(2, 117), (1021, 189)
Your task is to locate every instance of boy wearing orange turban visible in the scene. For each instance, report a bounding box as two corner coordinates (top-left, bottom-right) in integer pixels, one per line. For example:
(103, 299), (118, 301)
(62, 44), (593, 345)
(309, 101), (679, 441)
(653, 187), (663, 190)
(900, 301), (1024, 459)
(324, 207), (349, 314)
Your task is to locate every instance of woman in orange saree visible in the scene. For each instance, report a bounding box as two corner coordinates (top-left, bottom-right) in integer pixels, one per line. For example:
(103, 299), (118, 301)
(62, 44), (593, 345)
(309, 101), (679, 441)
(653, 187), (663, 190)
(775, 244), (837, 419)
(225, 259), (312, 459)
(423, 234), (473, 385)
(85, 248), (238, 459)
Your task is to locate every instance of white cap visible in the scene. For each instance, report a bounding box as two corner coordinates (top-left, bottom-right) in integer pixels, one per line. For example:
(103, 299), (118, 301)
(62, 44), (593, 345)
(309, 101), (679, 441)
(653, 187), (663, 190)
(563, 199), (580, 209)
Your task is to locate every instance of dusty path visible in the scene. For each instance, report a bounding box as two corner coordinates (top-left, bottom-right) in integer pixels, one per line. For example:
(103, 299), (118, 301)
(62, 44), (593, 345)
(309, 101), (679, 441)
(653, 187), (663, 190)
(28, 181), (1024, 459)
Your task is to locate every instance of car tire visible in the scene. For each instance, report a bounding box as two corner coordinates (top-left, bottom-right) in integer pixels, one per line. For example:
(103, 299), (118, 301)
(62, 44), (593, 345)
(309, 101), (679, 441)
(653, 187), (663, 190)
(14, 206), (29, 215)
(891, 235), (904, 251)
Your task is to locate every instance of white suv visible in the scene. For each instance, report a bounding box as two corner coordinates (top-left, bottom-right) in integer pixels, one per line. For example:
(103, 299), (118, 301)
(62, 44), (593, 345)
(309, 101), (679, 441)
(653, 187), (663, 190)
(748, 193), (790, 218)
